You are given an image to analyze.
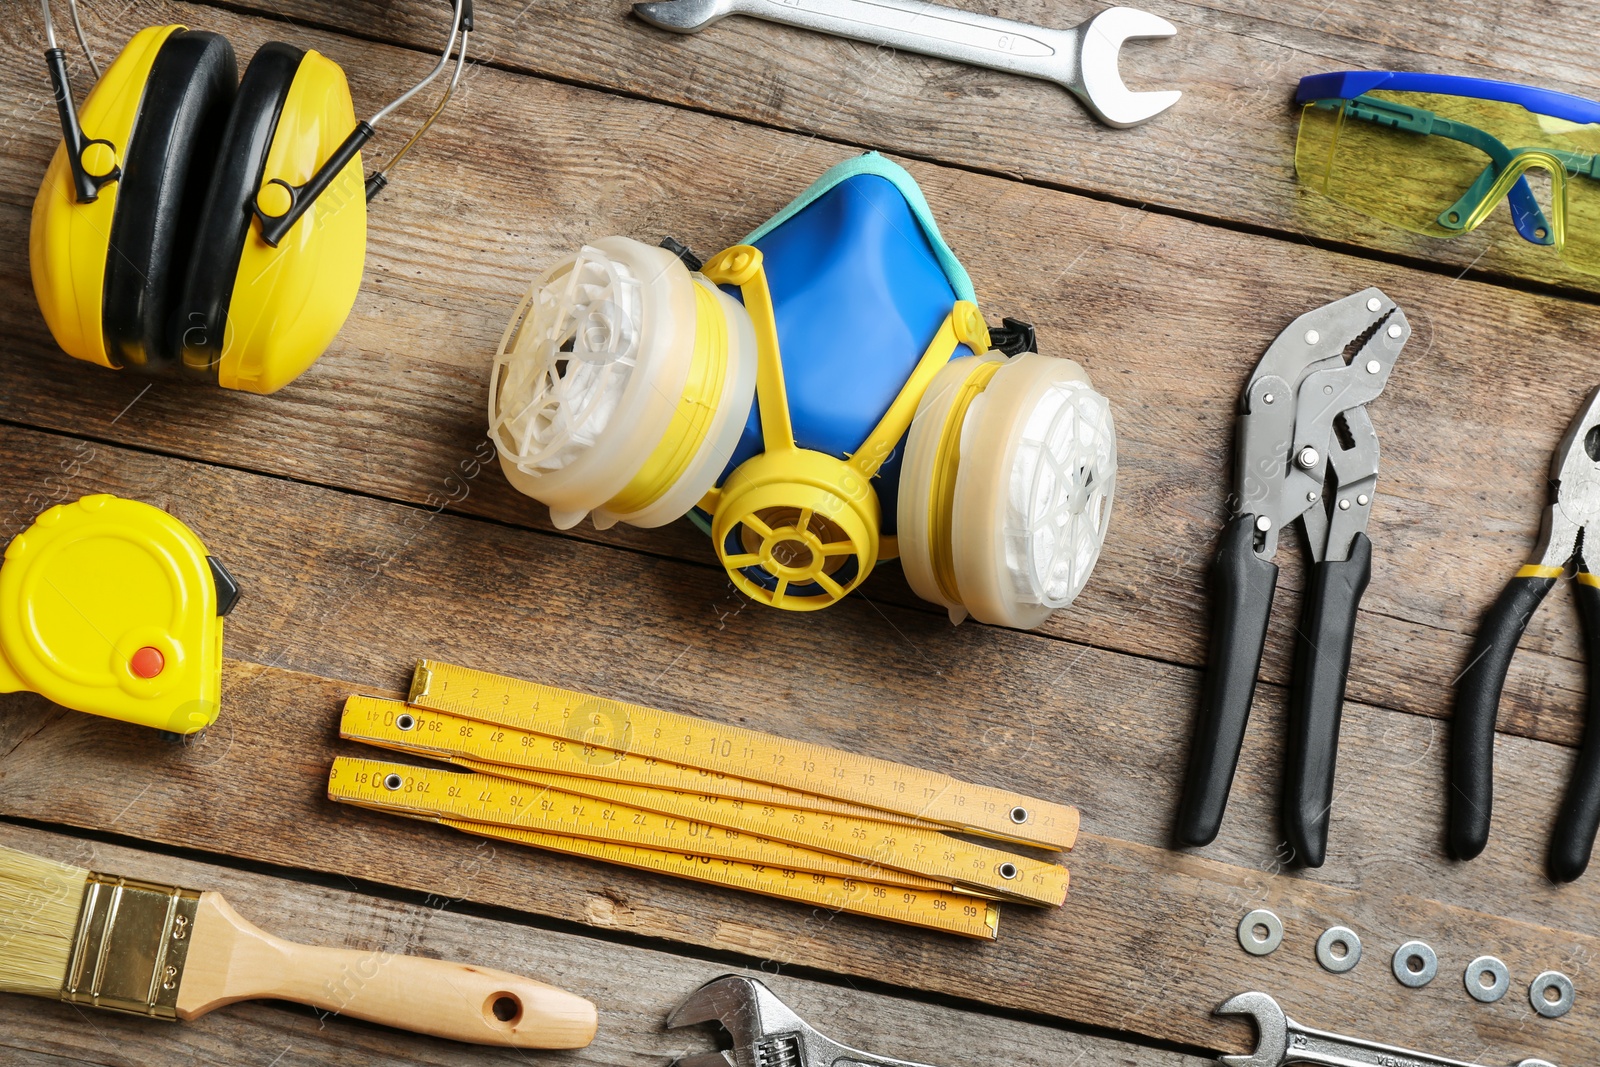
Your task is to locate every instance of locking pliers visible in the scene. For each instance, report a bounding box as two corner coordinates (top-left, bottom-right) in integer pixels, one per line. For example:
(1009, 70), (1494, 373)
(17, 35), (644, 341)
(1178, 289), (1411, 866)
(1451, 384), (1600, 881)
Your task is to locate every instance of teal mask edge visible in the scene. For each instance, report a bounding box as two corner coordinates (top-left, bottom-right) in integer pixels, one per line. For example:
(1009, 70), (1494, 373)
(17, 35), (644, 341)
(740, 152), (979, 304)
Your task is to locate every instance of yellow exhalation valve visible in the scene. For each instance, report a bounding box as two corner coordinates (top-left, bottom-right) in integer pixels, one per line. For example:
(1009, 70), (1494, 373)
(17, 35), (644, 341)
(0, 495), (237, 734)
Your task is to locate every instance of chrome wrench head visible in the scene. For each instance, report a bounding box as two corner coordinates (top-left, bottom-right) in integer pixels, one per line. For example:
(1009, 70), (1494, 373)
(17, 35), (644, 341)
(633, 0), (733, 32)
(1072, 7), (1182, 127)
(669, 975), (942, 1067)
(1215, 991), (1561, 1067)
(1214, 991), (1288, 1067)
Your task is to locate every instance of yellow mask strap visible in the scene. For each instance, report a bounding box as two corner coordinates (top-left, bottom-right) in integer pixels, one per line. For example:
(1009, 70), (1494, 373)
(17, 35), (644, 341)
(701, 246), (796, 455)
(852, 301), (990, 481)
(702, 245), (992, 475)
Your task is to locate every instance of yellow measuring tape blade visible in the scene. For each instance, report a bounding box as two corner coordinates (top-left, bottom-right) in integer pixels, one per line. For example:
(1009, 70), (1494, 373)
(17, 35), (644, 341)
(407, 661), (1079, 850)
(342, 696), (938, 829)
(335, 709), (1066, 905)
(328, 759), (999, 938)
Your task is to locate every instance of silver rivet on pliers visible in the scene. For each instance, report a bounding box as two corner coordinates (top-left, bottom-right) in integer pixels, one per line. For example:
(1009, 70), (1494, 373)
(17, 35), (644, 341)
(1366, 360), (1381, 374)
(1304, 330), (1320, 346)
(1367, 297), (1382, 312)
(1387, 323), (1404, 338)
(1339, 499), (1352, 510)
(1256, 516), (1272, 532)
(1296, 446), (1319, 469)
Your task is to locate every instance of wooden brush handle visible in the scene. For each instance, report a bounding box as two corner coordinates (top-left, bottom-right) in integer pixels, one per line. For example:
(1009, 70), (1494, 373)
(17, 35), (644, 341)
(176, 892), (597, 1048)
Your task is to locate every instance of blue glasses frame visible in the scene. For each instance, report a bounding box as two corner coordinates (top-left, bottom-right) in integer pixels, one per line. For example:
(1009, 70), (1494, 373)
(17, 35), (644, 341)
(1295, 71), (1600, 248)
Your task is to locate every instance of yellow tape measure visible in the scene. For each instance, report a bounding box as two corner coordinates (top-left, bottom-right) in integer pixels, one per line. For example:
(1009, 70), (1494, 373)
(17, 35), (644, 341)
(328, 759), (1000, 939)
(407, 660), (1078, 850)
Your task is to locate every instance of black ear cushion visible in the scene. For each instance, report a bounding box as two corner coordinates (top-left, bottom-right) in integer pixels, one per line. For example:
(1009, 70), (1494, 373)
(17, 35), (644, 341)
(171, 41), (305, 376)
(101, 29), (236, 371)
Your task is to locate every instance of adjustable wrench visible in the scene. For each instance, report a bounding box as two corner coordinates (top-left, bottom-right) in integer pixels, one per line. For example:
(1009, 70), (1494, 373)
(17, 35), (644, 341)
(1216, 992), (1558, 1067)
(668, 974), (944, 1067)
(632, 0), (1181, 128)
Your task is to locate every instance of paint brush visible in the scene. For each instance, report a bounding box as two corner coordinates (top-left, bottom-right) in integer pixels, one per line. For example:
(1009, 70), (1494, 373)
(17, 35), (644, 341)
(0, 843), (596, 1048)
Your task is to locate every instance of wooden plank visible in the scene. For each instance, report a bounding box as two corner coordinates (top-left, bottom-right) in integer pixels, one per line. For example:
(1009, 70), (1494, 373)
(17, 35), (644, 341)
(111, 0), (1600, 294)
(0, 425), (1590, 1064)
(1, 5), (1597, 758)
(0, 825), (1206, 1067)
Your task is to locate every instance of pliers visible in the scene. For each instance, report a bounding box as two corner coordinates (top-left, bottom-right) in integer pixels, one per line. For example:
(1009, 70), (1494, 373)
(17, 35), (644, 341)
(1178, 289), (1411, 866)
(1451, 385), (1600, 882)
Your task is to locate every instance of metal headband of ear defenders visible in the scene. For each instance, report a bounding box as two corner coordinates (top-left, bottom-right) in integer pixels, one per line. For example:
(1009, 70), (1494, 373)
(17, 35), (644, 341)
(489, 238), (1115, 628)
(1293, 71), (1600, 273)
(31, 0), (471, 394)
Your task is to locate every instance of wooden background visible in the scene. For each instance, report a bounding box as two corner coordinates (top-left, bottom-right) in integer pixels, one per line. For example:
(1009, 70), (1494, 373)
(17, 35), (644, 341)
(2, 1), (1597, 1064)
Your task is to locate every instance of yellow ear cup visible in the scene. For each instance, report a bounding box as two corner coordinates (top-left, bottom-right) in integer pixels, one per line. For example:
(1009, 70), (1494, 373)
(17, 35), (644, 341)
(30, 25), (183, 370)
(0, 495), (228, 734)
(899, 351), (1116, 629)
(218, 49), (366, 393)
(490, 237), (758, 530)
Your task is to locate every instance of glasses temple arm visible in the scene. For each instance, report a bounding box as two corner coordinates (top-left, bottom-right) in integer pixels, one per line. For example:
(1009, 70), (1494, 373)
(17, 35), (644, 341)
(1330, 95), (1552, 239)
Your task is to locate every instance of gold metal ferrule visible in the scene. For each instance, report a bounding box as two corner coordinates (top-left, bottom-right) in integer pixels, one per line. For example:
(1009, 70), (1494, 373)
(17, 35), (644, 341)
(61, 873), (201, 1019)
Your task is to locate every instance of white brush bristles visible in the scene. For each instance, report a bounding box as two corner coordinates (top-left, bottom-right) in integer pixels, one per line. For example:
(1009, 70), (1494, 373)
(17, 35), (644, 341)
(0, 845), (89, 997)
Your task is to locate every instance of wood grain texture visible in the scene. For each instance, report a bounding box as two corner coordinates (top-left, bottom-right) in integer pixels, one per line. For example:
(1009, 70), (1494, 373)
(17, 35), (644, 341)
(1, 2), (1598, 761)
(112, 0), (1600, 294)
(2, 2), (1599, 1064)
(0, 425), (1590, 1064)
(0, 824), (1206, 1067)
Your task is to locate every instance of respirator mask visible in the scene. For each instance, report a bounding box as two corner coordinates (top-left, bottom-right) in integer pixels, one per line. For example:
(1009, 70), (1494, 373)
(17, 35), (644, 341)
(489, 155), (1116, 629)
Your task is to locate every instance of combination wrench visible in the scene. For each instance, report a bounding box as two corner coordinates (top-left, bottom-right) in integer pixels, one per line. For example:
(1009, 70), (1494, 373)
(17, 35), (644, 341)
(1217, 991), (1558, 1067)
(632, 0), (1181, 128)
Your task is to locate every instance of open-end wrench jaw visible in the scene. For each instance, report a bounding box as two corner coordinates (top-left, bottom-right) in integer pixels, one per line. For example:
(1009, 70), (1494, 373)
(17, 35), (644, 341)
(1213, 992), (1560, 1067)
(1073, 7), (1182, 127)
(1214, 992), (1287, 1067)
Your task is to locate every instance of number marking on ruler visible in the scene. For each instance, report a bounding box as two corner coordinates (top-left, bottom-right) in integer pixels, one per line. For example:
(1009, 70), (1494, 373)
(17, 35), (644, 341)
(407, 661), (1078, 850)
(330, 757), (961, 891)
(337, 707), (1067, 904)
(343, 696), (938, 828)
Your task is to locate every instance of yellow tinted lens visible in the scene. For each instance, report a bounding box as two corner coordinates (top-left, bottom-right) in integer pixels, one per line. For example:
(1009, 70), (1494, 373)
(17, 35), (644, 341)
(1297, 90), (1600, 274)
(1542, 114), (1600, 273)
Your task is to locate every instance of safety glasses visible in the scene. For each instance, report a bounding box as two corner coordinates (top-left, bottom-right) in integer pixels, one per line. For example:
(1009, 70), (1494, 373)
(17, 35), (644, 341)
(1294, 71), (1600, 274)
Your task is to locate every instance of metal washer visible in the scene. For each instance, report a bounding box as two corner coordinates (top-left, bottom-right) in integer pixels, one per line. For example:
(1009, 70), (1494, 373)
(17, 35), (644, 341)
(1316, 926), (1362, 974)
(1530, 971), (1575, 1019)
(1238, 909), (1283, 956)
(1465, 956), (1510, 1003)
(1393, 940), (1438, 988)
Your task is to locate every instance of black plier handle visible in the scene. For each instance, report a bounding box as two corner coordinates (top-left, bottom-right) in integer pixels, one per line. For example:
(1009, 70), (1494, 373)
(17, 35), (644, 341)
(1177, 515), (1277, 848)
(1451, 562), (1600, 881)
(1282, 534), (1372, 868)
(1177, 522), (1373, 865)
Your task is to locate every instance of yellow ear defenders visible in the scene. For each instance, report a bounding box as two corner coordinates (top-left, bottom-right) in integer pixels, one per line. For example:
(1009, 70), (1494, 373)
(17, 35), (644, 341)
(29, 0), (471, 394)
(490, 238), (1117, 627)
